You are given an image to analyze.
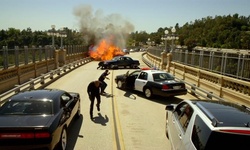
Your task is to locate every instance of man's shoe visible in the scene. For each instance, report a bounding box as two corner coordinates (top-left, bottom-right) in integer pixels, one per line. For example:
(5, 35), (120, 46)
(96, 104), (100, 111)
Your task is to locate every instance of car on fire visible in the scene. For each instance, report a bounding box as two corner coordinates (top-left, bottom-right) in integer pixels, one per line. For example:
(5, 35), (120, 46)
(0, 89), (81, 150)
(114, 69), (187, 98)
(102, 56), (140, 69)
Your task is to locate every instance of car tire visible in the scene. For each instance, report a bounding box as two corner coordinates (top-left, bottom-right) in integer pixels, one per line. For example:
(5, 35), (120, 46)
(144, 88), (153, 98)
(110, 64), (116, 69)
(58, 127), (67, 150)
(117, 80), (124, 89)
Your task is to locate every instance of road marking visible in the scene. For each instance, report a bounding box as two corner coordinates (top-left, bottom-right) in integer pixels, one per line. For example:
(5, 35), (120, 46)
(111, 70), (125, 150)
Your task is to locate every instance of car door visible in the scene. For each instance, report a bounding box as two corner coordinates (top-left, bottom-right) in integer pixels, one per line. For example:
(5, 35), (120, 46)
(134, 72), (148, 92)
(168, 102), (192, 150)
(117, 57), (124, 66)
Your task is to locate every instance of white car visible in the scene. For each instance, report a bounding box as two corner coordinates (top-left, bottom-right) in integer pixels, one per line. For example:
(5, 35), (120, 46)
(115, 70), (187, 98)
(165, 99), (250, 150)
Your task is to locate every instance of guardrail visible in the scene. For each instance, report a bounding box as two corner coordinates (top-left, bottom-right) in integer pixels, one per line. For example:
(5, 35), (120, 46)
(0, 57), (92, 102)
(141, 52), (249, 106)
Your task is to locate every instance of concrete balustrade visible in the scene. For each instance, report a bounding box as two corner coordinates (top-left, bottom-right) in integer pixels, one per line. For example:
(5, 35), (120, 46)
(145, 52), (250, 106)
(0, 49), (89, 94)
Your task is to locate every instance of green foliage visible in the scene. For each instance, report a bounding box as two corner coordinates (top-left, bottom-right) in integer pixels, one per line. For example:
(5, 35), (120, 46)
(0, 28), (85, 49)
(127, 13), (250, 50)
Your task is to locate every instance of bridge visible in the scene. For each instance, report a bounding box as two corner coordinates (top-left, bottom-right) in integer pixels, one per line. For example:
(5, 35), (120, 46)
(0, 47), (250, 149)
(1, 46), (249, 106)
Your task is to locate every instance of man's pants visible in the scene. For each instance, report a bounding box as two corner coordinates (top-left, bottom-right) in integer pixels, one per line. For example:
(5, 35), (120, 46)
(89, 94), (101, 116)
(100, 81), (107, 93)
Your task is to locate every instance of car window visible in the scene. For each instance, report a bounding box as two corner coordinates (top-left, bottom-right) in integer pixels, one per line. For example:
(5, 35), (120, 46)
(138, 72), (148, 80)
(0, 101), (52, 115)
(174, 102), (193, 132)
(192, 114), (250, 149)
(129, 71), (141, 77)
(192, 115), (211, 149)
(153, 73), (174, 81)
(112, 57), (119, 61)
(126, 57), (132, 61)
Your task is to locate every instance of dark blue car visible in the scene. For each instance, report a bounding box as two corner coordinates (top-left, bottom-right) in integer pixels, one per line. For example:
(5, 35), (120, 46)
(0, 89), (81, 150)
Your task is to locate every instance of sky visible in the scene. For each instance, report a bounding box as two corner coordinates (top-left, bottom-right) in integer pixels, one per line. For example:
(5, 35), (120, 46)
(0, 0), (250, 33)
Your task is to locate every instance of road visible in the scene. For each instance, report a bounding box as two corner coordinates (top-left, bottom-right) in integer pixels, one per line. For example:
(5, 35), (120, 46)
(46, 52), (197, 150)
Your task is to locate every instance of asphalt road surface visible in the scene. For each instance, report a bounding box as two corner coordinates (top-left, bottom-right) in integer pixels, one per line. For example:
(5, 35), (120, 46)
(46, 52), (197, 150)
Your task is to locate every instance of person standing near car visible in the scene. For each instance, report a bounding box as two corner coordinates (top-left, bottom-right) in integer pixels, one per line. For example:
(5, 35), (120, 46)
(87, 80), (101, 120)
(98, 69), (110, 94)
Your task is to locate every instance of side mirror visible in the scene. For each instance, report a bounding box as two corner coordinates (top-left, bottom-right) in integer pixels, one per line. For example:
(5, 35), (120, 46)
(165, 105), (174, 111)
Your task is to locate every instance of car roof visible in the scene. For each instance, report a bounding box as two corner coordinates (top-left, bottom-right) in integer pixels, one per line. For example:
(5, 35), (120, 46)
(9, 89), (65, 101)
(141, 70), (168, 74)
(191, 100), (250, 127)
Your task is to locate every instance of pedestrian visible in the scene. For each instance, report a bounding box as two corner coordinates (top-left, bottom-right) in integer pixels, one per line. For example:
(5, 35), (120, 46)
(87, 80), (101, 120)
(98, 69), (110, 94)
(97, 61), (104, 69)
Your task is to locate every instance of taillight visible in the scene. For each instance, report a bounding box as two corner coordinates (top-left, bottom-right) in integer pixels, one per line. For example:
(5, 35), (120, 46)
(0, 133), (34, 139)
(35, 132), (51, 138)
(0, 132), (50, 139)
(220, 129), (250, 135)
(162, 85), (169, 90)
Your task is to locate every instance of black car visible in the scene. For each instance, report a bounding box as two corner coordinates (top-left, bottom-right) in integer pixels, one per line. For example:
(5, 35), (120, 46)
(115, 69), (187, 98)
(102, 56), (140, 69)
(0, 89), (81, 150)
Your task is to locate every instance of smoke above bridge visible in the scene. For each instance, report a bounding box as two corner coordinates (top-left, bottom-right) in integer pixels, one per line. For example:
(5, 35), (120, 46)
(73, 4), (134, 60)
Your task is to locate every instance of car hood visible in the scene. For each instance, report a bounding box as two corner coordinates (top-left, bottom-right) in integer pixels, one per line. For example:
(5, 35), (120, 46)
(0, 115), (53, 127)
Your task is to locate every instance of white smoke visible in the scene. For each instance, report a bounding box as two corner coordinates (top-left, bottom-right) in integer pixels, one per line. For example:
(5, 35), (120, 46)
(73, 4), (134, 48)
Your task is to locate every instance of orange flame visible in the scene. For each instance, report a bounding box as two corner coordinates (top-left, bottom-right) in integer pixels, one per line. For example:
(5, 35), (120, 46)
(89, 39), (124, 61)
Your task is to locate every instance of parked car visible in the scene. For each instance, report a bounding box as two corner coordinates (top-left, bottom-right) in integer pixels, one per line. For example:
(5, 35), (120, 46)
(0, 89), (81, 150)
(103, 56), (140, 69)
(115, 69), (187, 98)
(165, 99), (250, 150)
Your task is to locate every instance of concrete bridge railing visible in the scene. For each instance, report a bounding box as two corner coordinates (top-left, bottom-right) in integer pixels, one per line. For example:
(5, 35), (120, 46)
(0, 56), (92, 102)
(0, 49), (89, 95)
(143, 52), (250, 107)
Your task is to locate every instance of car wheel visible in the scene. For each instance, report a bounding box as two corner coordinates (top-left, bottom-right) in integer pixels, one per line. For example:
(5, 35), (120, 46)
(58, 127), (67, 150)
(117, 80), (124, 89)
(110, 64), (116, 69)
(144, 88), (153, 98)
(130, 64), (135, 69)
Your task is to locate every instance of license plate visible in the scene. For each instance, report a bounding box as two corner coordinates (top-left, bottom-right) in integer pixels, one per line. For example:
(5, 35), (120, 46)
(173, 86), (181, 89)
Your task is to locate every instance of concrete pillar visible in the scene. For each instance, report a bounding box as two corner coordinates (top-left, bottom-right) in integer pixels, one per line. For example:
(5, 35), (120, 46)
(54, 50), (59, 69)
(161, 52), (167, 70)
(58, 49), (66, 67)
(166, 53), (172, 73)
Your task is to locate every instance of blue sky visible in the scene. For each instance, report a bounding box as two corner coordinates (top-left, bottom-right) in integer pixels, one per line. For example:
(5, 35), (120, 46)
(0, 0), (250, 33)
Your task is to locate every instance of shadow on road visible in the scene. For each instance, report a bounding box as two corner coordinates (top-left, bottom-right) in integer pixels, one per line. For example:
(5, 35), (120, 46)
(121, 89), (183, 105)
(123, 91), (136, 100)
(92, 113), (109, 126)
(66, 115), (83, 150)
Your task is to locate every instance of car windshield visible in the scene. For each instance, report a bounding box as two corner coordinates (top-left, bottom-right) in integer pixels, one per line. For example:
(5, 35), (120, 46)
(153, 73), (175, 81)
(112, 57), (120, 61)
(0, 100), (52, 115)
